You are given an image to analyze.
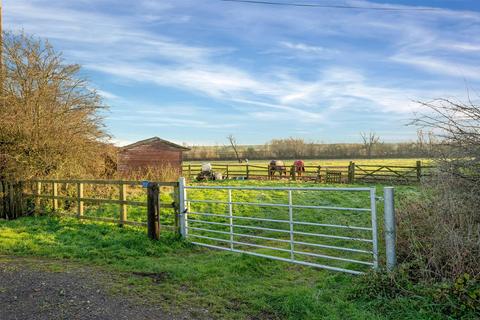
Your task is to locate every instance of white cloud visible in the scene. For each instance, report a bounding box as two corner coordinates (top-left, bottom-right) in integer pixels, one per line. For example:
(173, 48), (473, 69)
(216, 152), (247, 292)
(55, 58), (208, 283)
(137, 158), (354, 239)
(230, 98), (325, 123)
(280, 41), (336, 55)
(450, 43), (480, 52)
(391, 54), (480, 80)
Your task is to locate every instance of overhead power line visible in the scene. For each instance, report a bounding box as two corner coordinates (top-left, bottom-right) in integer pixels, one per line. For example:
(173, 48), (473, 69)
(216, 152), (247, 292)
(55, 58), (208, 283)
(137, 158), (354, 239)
(221, 0), (439, 12)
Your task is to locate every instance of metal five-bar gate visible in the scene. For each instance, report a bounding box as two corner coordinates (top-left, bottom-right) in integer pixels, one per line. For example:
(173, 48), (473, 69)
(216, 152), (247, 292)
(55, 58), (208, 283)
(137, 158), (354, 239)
(178, 179), (396, 275)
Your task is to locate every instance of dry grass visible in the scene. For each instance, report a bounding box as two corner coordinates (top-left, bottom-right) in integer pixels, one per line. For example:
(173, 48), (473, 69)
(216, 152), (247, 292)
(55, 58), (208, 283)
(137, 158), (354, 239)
(397, 170), (480, 281)
(117, 164), (180, 182)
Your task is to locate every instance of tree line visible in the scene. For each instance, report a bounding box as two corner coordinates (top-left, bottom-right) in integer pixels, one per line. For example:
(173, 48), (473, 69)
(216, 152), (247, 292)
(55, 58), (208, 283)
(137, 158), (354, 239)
(184, 138), (427, 161)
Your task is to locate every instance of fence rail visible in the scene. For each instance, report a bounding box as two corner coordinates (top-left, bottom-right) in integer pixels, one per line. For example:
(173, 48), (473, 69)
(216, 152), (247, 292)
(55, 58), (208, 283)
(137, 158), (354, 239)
(182, 161), (432, 183)
(1, 177), (398, 274)
(0, 179), (181, 236)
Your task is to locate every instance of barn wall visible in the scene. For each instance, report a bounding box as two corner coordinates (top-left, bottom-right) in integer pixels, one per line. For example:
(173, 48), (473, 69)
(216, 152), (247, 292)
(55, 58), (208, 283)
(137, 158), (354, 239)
(117, 141), (184, 173)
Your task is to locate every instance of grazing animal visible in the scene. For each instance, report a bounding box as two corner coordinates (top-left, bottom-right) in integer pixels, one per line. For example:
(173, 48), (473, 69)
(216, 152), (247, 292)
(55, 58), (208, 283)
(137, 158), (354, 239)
(268, 160), (287, 178)
(293, 160), (305, 177)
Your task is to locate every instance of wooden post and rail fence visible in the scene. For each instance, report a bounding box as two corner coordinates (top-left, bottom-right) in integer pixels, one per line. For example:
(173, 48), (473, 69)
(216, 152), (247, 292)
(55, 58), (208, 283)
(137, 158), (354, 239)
(182, 160), (432, 183)
(0, 161), (432, 237)
(0, 179), (182, 240)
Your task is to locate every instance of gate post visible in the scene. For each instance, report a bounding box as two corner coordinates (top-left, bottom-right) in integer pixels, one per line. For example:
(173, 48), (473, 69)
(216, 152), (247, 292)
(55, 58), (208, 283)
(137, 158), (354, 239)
(147, 182), (160, 240)
(416, 160), (422, 181)
(178, 177), (187, 238)
(348, 161), (355, 183)
(370, 188), (379, 270)
(384, 187), (396, 271)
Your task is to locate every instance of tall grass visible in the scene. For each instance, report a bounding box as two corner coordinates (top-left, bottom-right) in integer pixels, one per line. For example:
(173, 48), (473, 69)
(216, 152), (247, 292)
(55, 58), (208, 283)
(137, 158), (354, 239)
(118, 164), (180, 182)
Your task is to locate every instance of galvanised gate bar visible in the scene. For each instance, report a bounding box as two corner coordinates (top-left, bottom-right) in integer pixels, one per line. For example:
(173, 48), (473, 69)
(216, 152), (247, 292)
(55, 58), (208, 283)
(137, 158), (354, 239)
(3, 177), (396, 274)
(178, 180), (382, 275)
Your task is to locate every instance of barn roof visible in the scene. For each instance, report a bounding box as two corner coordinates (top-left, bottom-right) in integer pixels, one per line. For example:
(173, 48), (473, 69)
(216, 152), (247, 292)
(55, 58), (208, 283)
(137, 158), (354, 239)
(121, 137), (190, 151)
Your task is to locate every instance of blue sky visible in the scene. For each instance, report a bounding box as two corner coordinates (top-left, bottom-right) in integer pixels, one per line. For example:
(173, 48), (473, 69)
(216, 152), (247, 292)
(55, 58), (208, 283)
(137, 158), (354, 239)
(5, 0), (480, 146)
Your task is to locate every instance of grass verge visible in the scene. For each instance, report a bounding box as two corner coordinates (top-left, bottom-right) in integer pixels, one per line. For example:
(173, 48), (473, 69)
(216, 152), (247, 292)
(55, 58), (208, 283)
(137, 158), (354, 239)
(0, 213), (451, 319)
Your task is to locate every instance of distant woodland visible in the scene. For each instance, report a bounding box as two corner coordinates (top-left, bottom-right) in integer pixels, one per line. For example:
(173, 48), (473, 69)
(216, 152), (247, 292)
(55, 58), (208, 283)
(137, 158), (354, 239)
(183, 138), (428, 161)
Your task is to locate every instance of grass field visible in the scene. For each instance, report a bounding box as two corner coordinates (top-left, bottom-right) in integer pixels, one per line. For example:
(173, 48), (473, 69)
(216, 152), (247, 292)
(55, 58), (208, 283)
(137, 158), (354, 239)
(0, 179), (452, 319)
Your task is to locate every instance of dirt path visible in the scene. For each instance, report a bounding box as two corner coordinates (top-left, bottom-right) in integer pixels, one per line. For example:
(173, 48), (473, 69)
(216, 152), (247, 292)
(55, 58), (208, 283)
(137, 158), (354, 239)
(0, 257), (194, 320)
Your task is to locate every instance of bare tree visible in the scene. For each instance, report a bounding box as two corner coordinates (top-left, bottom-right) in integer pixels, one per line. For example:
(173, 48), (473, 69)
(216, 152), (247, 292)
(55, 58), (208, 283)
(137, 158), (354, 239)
(360, 132), (380, 158)
(412, 98), (480, 182)
(269, 138), (306, 159)
(396, 97), (480, 280)
(0, 32), (110, 180)
(227, 134), (242, 163)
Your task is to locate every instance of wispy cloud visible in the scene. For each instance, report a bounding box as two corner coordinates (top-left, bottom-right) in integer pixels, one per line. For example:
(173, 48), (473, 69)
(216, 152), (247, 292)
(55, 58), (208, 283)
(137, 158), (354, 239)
(5, 0), (480, 143)
(279, 41), (337, 56)
(391, 54), (480, 80)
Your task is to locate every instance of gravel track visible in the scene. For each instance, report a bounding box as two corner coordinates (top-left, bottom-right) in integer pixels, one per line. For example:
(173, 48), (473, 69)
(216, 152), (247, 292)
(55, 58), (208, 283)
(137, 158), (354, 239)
(0, 257), (195, 320)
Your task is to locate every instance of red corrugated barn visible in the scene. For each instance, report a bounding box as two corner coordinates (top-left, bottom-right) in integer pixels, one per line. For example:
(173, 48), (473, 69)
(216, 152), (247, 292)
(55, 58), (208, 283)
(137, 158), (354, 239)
(118, 137), (190, 173)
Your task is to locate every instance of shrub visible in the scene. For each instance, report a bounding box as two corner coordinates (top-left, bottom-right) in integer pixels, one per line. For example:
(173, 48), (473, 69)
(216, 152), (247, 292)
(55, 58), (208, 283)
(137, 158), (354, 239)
(434, 273), (480, 318)
(397, 175), (480, 281)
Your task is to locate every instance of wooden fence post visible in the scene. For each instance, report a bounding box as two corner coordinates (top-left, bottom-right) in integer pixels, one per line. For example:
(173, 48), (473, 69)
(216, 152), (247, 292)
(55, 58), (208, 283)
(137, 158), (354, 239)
(0, 181), (4, 218)
(246, 164), (250, 179)
(9, 182), (14, 217)
(7, 182), (13, 218)
(52, 182), (58, 212)
(3, 181), (22, 219)
(416, 160), (422, 181)
(226, 165), (229, 179)
(291, 165), (296, 181)
(119, 183), (127, 226)
(77, 182), (84, 218)
(9, 182), (20, 219)
(348, 161), (355, 184)
(3, 181), (10, 218)
(188, 164), (191, 179)
(35, 181), (42, 215)
(0, 181), (6, 219)
(15, 182), (22, 219)
(0, 181), (23, 219)
(147, 182), (160, 240)
(173, 184), (180, 236)
(317, 165), (322, 183)
(351, 162), (355, 183)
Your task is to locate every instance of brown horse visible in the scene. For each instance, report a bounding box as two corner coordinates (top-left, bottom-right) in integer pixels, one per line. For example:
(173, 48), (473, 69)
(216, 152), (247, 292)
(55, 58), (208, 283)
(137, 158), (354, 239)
(268, 160), (287, 178)
(293, 160), (305, 177)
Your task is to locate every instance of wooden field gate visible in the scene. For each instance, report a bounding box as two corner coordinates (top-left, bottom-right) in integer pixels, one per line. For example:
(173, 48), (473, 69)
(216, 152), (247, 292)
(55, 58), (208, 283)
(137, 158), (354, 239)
(182, 161), (431, 183)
